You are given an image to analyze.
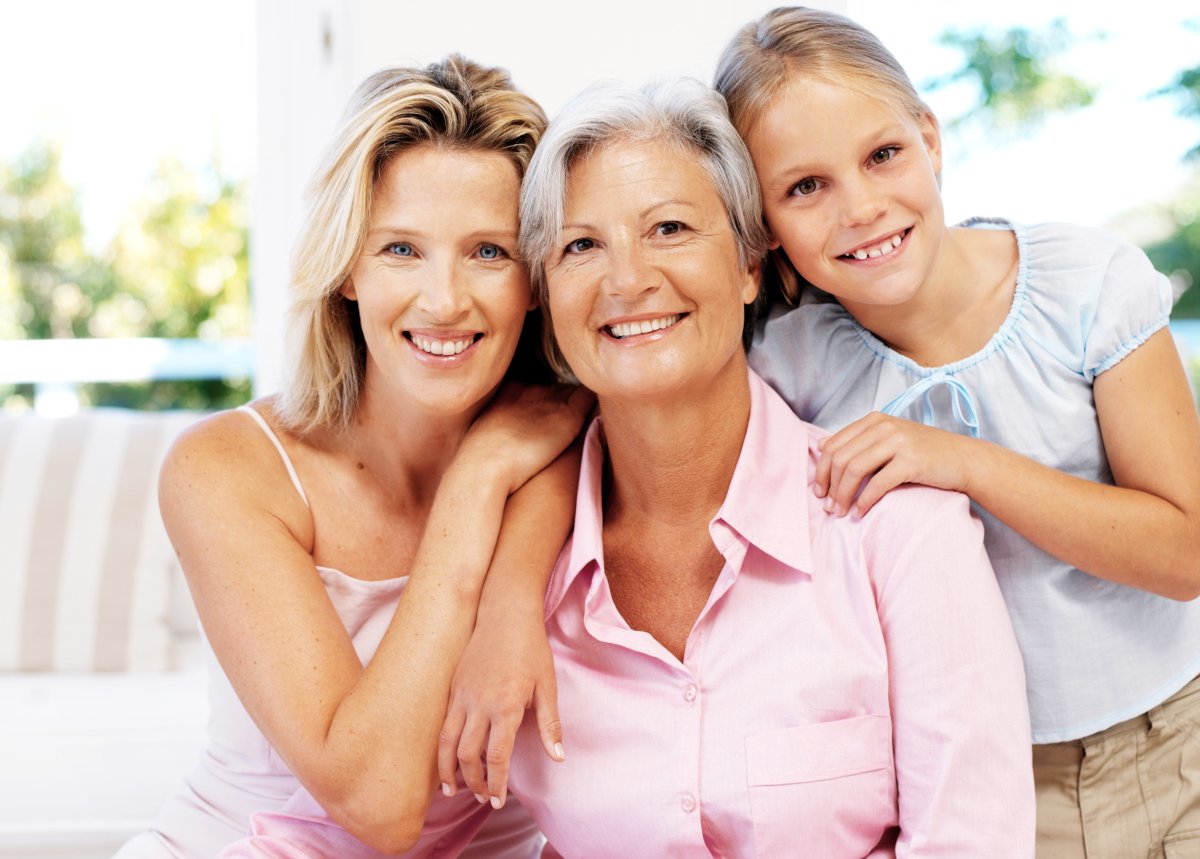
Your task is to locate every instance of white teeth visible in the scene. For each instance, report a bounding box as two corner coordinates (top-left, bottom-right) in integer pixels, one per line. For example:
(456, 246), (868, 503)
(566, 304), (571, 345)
(413, 335), (474, 355)
(846, 232), (904, 260)
(608, 314), (681, 339)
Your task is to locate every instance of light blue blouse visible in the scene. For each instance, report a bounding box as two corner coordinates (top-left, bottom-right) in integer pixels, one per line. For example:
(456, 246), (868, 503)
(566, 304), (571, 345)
(749, 218), (1200, 743)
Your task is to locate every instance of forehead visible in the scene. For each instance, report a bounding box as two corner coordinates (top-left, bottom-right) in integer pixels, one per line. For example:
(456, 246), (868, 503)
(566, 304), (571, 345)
(748, 74), (921, 158)
(372, 144), (521, 213)
(563, 137), (720, 212)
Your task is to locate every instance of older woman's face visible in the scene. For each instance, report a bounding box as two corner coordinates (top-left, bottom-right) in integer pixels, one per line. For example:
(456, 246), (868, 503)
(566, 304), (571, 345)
(546, 138), (758, 401)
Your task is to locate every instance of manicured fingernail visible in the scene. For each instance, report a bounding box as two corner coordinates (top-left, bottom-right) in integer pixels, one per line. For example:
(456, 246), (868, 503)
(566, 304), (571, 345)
(813, 485), (826, 498)
(490, 795), (504, 809)
(441, 783), (453, 797)
(823, 497), (834, 512)
(554, 742), (565, 761)
(475, 793), (487, 804)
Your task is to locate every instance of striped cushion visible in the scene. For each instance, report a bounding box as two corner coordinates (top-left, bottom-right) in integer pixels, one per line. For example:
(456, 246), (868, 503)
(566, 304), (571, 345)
(0, 409), (200, 672)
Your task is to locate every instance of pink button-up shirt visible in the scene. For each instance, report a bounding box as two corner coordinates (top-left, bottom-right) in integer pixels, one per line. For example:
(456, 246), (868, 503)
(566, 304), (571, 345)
(507, 370), (1034, 858)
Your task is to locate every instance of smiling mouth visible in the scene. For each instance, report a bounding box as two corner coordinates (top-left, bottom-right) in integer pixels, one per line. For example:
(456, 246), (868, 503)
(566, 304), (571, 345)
(403, 332), (483, 356)
(605, 314), (684, 339)
(839, 228), (910, 260)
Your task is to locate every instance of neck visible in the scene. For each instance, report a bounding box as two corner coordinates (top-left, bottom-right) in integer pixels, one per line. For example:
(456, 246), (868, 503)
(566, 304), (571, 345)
(845, 225), (994, 366)
(346, 373), (482, 503)
(599, 355), (751, 528)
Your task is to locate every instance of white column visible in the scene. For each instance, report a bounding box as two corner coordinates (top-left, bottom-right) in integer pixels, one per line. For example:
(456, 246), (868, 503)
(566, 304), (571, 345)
(252, 0), (353, 396)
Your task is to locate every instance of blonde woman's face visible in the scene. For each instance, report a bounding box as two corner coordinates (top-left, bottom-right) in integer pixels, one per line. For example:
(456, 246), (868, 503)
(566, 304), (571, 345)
(343, 144), (534, 418)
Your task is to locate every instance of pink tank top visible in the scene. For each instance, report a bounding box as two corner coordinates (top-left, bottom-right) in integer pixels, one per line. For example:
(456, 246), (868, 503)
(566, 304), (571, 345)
(115, 406), (541, 858)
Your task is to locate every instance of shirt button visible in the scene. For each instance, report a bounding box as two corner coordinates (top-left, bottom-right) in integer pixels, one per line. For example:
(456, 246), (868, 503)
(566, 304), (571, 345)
(681, 792), (697, 813)
(684, 683), (698, 703)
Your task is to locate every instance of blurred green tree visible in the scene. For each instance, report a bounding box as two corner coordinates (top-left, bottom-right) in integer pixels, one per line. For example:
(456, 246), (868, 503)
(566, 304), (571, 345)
(924, 19), (1098, 133)
(0, 141), (251, 411)
(930, 19), (1200, 320)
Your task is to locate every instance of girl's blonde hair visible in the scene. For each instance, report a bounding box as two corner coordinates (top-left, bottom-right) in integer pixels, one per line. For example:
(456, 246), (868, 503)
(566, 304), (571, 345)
(276, 55), (547, 434)
(714, 6), (931, 303)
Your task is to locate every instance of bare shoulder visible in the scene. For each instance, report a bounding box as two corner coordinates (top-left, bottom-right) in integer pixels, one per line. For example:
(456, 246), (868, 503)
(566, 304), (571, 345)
(159, 396), (314, 548)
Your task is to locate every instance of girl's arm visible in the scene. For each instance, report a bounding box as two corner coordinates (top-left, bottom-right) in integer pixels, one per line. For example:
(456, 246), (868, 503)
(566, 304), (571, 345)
(815, 328), (1200, 600)
(436, 440), (582, 810)
(160, 384), (592, 854)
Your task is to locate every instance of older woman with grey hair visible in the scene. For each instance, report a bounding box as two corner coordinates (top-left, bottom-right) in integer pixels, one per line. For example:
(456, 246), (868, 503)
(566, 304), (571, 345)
(494, 77), (1035, 857)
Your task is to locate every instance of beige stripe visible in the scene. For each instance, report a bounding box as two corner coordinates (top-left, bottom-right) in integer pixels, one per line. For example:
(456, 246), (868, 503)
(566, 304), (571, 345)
(21, 418), (89, 670)
(94, 418), (162, 671)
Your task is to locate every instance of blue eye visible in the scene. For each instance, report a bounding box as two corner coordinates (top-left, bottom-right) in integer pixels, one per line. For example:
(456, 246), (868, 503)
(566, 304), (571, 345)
(387, 242), (413, 257)
(478, 244), (504, 260)
(565, 238), (594, 254)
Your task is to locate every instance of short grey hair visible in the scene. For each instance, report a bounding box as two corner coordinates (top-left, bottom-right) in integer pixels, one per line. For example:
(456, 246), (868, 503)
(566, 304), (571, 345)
(519, 77), (770, 382)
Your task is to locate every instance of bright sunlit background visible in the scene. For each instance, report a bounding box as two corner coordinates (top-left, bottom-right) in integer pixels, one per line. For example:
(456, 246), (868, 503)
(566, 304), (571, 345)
(1, 0), (1198, 411)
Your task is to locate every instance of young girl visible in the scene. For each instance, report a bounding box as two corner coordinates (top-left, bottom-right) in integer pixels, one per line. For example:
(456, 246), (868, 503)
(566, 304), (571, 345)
(715, 7), (1200, 857)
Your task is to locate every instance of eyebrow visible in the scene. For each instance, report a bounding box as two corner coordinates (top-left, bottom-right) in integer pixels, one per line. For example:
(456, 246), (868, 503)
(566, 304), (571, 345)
(365, 226), (518, 242)
(561, 198), (701, 232)
(764, 123), (910, 187)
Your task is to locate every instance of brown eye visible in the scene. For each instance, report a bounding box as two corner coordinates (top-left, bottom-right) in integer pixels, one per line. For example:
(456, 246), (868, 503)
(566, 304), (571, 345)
(870, 146), (898, 165)
(791, 177), (820, 197)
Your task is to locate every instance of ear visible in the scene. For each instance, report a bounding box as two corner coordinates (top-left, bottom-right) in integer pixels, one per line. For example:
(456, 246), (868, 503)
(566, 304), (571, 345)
(919, 110), (943, 177)
(340, 278), (357, 301)
(741, 258), (762, 305)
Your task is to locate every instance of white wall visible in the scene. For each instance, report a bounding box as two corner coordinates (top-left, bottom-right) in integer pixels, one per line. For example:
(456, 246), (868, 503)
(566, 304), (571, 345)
(251, 0), (844, 394)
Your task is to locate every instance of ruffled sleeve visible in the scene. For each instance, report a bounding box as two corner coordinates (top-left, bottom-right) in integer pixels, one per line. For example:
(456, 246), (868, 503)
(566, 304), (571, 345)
(1082, 233), (1173, 377)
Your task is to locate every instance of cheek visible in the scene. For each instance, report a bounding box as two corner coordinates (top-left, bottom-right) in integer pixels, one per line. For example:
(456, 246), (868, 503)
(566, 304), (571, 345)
(546, 278), (589, 360)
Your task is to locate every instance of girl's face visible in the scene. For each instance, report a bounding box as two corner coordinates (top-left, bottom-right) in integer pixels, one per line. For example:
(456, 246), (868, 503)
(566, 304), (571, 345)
(744, 75), (945, 315)
(343, 144), (534, 419)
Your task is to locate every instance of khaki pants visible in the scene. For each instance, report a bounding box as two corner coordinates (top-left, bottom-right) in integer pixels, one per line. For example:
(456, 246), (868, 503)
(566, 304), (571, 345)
(1033, 674), (1200, 859)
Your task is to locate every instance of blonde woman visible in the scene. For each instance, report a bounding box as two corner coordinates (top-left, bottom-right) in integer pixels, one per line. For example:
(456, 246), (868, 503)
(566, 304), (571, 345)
(116, 56), (589, 859)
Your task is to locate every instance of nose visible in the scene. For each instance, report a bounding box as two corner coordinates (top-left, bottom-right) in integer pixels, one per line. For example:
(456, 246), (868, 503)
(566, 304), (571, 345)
(839, 176), (887, 229)
(604, 238), (660, 301)
(417, 260), (472, 322)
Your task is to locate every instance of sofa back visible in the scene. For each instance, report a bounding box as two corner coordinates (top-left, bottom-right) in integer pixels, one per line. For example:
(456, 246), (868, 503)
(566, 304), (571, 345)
(0, 408), (201, 672)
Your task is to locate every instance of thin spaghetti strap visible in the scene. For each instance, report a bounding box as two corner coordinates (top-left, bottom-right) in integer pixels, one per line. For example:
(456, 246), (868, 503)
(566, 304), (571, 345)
(237, 405), (311, 509)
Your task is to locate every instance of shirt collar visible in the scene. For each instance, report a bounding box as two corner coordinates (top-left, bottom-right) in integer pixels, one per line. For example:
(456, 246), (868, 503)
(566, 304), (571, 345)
(713, 370), (815, 575)
(543, 370), (818, 618)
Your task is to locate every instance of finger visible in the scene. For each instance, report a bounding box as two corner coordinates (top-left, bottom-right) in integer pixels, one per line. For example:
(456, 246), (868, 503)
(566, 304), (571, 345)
(827, 428), (894, 516)
(437, 704), (468, 796)
(456, 714), (491, 802)
(813, 416), (878, 497)
(853, 461), (909, 516)
(484, 711), (521, 809)
(535, 673), (565, 763)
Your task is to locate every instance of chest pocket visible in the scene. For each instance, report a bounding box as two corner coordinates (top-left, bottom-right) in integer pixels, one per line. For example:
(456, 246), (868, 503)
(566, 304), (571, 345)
(745, 714), (896, 858)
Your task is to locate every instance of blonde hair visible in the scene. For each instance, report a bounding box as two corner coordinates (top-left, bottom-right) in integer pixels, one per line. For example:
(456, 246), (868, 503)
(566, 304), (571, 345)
(714, 6), (930, 303)
(519, 78), (770, 382)
(276, 55), (547, 434)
